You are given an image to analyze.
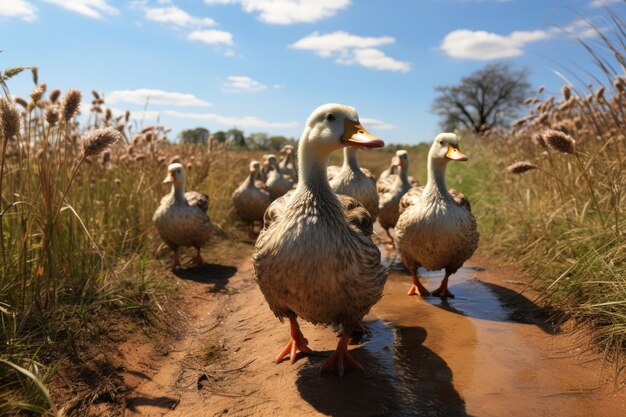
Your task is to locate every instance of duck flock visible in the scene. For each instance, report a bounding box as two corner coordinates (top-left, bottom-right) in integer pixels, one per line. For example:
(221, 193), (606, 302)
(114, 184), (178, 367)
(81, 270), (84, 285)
(152, 103), (479, 376)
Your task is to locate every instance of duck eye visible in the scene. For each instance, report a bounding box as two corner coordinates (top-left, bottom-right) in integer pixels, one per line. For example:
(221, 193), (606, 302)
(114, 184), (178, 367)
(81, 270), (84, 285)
(325, 113), (335, 122)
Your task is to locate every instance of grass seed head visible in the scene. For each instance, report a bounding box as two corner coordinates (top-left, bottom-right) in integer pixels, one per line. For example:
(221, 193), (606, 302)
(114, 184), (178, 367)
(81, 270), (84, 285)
(14, 97), (28, 109)
(49, 88), (61, 104)
(0, 98), (21, 140)
(542, 129), (576, 154)
(45, 105), (60, 127)
(30, 84), (45, 103)
(507, 161), (538, 174)
(61, 89), (82, 122)
(82, 127), (122, 157)
(562, 85), (571, 101)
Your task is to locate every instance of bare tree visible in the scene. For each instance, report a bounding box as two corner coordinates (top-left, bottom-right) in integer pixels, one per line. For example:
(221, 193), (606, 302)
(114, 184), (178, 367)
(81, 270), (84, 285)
(432, 63), (530, 134)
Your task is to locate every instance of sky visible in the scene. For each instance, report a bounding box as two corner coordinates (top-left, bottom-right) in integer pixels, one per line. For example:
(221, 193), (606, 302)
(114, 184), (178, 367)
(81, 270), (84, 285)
(0, 0), (623, 144)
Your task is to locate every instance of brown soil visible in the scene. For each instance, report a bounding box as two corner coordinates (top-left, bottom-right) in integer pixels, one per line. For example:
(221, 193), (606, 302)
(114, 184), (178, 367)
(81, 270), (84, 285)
(73, 244), (626, 417)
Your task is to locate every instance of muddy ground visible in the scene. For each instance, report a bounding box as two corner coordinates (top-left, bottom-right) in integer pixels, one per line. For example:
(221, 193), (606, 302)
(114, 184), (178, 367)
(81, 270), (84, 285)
(72, 239), (626, 417)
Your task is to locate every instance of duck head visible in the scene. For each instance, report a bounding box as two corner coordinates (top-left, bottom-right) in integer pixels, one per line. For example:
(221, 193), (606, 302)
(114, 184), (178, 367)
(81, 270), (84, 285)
(163, 163), (186, 188)
(280, 145), (294, 155)
(395, 150), (409, 169)
(251, 160), (262, 172)
(429, 133), (467, 165)
(301, 103), (384, 157)
(264, 154), (280, 171)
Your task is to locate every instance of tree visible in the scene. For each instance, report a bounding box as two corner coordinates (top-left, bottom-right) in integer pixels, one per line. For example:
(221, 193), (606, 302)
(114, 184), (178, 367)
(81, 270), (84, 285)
(180, 127), (209, 145)
(227, 128), (246, 148)
(212, 131), (227, 143)
(431, 63), (530, 134)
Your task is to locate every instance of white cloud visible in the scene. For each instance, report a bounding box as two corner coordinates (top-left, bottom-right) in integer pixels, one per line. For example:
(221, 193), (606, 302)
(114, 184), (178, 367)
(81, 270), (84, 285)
(290, 31), (394, 56)
(43, 0), (118, 19)
(440, 28), (551, 60)
(361, 117), (395, 130)
(0, 0), (37, 21)
(204, 0), (350, 25)
(107, 89), (211, 107)
(223, 76), (267, 93)
(144, 5), (216, 27)
(164, 110), (299, 128)
(291, 31), (410, 72)
(560, 19), (603, 39)
(589, 0), (621, 7)
(350, 48), (411, 72)
(188, 29), (234, 45)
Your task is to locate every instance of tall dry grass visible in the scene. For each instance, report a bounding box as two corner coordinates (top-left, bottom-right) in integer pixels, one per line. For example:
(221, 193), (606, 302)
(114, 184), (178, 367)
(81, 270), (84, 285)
(0, 71), (252, 414)
(468, 9), (626, 363)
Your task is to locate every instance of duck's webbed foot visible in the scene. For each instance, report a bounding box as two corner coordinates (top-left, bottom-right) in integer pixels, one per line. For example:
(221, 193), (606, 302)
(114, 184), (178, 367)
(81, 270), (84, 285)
(193, 248), (204, 266)
(320, 333), (364, 377)
(276, 316), (312, 364)
(171, 251), (181, 270)
(407, 272), (430, 296)
(431, 272), (454, 299)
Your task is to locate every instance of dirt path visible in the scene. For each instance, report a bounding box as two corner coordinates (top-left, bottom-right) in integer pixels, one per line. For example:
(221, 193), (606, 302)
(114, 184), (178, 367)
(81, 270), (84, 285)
(111, 245), (626, 417)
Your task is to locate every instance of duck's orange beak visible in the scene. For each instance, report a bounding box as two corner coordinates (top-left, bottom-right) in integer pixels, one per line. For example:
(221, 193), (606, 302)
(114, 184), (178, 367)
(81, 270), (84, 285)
(445, 144), (468, 161)
(342, 120), (384, 148)
(163, 173), (174, 184)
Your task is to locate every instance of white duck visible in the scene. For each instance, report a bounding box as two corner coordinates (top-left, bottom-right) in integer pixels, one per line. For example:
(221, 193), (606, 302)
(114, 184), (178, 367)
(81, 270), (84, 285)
(329, 147), (379, 218)
(153, 163), (213, 269)
(377, 151), (412, 243)
(232, 161), (271, 236)
(395, 133), (479, 298)
(253, 103), (387, 376)
(265, 154), (294, 200)
(279, 144), (298, 182)
(376, 150), (418, 193)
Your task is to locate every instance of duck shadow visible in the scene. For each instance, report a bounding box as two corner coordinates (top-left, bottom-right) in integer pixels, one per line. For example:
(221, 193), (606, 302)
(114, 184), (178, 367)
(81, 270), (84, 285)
(296, 321), (472, 417)
(420, 271), (560, 335)
(173, 263), (237, 293)
(125, 395), (179, 412)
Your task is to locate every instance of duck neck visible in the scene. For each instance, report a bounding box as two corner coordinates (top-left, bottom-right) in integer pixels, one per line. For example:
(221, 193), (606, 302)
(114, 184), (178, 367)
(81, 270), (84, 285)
(271, 160), (283, 178)
(342, 147), (362, 175)
(393, 161), (409, 188)
(282, 152), (294, 168)
(171, 183), (186, 204)
(244, 171), (256, 188)
(296, 138), (335, 198)
(425, 156), (449, 198)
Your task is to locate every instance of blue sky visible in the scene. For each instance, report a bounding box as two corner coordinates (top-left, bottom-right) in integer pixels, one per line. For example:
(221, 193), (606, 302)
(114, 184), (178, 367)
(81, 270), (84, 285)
(0, 0), (623, 144)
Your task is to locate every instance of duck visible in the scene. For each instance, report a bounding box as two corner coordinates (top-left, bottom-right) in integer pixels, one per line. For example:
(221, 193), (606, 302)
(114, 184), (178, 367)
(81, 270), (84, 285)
(376, 150), (418, 193)
(329, 146), (379, 218)
(279, 144), (298, 182)
(265, 154), (294, 200)
(232, 161), (271, 237)
(395, 133), (479, 298)
(253, 103), (387, 376)
(377, 150), (412, 244)
(153, 163), (213, 269)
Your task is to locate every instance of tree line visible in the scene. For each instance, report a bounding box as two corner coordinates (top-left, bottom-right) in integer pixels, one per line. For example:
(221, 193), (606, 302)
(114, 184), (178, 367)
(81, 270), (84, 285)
(178, 127), (298, 151)
(180, 62), (531, 148)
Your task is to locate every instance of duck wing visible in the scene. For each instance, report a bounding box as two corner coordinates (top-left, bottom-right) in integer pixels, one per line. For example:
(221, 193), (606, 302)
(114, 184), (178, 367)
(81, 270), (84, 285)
(185, 191), (209, 213)
(337, 194), (374, 235)
(327, 165), (341, 182)
(448, 188), (472, 212)
(398, 186), (424, 215)
(360, 168), (376, 184)
(262, 190), (294, 230)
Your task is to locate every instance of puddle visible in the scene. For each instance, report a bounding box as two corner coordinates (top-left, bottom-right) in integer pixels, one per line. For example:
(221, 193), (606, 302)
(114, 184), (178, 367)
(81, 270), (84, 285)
(353, 246), (626, 417)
